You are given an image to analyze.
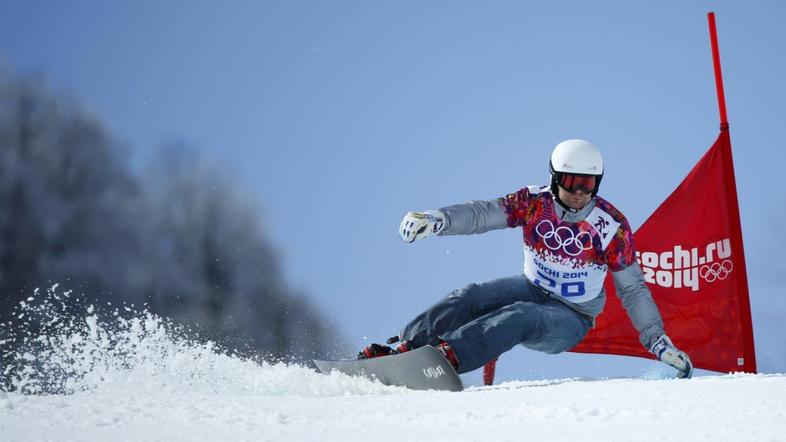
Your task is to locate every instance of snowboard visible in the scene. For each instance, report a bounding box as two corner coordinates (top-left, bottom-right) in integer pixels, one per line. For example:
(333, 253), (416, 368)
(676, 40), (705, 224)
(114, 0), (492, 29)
(314, 345), (463, 392)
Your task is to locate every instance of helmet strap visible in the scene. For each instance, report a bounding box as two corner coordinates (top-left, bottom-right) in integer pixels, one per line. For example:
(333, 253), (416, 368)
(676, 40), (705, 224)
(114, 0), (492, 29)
(554, 193), (583, 213)
(550, 177), (594, 213)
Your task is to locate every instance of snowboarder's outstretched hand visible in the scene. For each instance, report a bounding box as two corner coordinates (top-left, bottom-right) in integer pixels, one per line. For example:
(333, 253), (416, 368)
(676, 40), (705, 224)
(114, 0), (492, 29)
(650, 335), (694, 378)
(399, 210), (445, 243)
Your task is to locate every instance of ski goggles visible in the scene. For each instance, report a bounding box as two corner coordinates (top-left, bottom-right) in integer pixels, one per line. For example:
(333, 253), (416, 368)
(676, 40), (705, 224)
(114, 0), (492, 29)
(557, 173), (598, 193)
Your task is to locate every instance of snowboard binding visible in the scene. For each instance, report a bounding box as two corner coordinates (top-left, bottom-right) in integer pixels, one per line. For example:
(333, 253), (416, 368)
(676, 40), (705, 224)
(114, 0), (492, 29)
(358, 336), (414, 360)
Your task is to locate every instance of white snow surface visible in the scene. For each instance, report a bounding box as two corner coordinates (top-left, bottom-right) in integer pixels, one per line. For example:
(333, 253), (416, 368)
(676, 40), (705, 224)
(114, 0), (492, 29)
(3, 373), (786, 442)
(2, 288), (785, 442)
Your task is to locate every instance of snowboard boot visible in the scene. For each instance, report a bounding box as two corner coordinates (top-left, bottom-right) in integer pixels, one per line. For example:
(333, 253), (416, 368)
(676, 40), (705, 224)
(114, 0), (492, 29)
(358, 337), (414, 360)
(387, 336), (414, 355)
(393, 340), (414, 354)
(436, 340), (459, 371)
(358, 343), (393, 359)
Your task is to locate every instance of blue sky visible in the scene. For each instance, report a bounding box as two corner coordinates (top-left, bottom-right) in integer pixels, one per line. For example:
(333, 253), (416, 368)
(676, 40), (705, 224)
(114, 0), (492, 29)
(2, 0), (784, 383)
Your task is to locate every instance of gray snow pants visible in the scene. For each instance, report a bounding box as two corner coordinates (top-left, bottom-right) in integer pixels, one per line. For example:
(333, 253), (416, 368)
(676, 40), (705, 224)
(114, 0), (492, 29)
(400, 275), (592, 374)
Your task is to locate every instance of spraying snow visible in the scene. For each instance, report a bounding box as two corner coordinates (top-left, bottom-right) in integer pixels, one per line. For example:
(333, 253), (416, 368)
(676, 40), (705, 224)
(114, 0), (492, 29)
(1, 287), (784, 441)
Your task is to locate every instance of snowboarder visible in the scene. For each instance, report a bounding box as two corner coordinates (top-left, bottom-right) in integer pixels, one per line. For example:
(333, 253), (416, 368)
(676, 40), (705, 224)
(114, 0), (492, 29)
(360, 139), (694, 378)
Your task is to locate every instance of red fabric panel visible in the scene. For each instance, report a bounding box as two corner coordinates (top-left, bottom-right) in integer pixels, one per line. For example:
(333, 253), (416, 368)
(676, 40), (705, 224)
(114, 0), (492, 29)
(571, 131), (757, 374)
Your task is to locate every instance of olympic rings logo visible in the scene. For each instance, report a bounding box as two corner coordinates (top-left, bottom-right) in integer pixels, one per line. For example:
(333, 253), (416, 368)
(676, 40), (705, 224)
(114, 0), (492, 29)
(699, 259), (733, 282)
(535, 220), (593, 256)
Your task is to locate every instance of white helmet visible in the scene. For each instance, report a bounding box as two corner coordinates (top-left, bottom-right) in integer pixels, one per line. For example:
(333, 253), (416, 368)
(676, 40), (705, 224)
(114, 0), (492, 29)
(549, 139), (604, 196)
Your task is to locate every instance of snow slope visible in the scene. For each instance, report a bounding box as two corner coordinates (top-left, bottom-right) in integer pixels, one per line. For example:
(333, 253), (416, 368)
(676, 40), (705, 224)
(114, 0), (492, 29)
(2, 289), (784, 442)
(3, 371), (784, 442)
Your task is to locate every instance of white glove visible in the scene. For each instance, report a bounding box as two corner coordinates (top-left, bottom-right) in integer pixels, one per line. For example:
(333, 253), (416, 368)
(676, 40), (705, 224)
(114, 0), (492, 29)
(399, 210), (445, 243)
(650, 335), (694, 379)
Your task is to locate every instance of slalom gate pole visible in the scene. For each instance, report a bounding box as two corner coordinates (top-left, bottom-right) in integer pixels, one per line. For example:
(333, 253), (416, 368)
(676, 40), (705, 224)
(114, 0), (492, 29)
(482, 359), (497, 386)
(706, 12), (757, 373)
(707, 12), (729, 129)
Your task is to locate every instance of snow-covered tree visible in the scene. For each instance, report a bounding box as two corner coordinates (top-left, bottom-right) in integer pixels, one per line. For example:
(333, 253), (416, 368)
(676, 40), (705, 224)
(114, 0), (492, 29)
(0, 71), (338, 374)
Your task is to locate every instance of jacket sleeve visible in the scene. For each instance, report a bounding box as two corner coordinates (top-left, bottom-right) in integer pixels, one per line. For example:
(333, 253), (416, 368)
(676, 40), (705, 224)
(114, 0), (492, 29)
(437, 199), (509, 236)
(612, 263), (665, 350)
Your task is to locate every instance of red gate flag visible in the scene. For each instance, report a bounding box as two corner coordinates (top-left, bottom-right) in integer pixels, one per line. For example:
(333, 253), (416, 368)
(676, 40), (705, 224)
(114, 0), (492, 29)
(570, 13), (756, 374)
(571, 129), (757, 373)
